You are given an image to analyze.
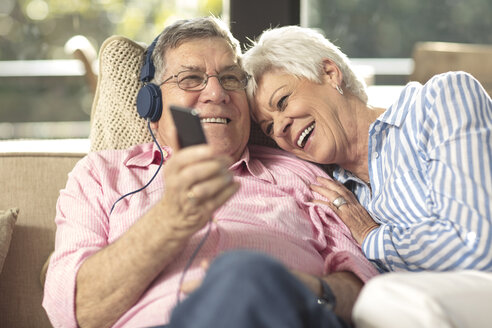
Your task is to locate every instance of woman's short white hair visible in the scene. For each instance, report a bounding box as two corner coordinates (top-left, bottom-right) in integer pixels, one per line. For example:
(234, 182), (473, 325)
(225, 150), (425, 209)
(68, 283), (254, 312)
(242, 25), (368, 104)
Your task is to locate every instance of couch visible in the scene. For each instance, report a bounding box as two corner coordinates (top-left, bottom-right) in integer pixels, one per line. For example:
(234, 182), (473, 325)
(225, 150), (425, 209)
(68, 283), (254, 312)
(0, 150), (85, 327)
(0, 32), (402, 327)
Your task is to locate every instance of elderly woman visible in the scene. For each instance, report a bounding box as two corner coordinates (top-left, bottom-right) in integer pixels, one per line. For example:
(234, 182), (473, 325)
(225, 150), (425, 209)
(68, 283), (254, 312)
(243, 25), (492, 272)
(243, 26), (492, 326)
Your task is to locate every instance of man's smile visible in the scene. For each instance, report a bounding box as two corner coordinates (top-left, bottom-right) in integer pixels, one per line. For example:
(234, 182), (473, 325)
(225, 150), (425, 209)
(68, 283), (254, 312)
(200, 117), (230, 124)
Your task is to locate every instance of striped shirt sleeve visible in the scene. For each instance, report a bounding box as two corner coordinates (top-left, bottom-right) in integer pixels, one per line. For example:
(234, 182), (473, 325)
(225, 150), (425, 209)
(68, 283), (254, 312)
(363, 72), (492, 271)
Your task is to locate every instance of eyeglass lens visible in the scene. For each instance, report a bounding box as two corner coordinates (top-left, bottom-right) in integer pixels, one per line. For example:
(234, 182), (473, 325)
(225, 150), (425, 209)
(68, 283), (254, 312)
(176, 70), (249, 91)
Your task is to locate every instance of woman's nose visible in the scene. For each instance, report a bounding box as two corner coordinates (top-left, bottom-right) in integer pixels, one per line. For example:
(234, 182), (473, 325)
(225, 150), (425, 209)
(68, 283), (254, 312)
(273, 116), (292, 137)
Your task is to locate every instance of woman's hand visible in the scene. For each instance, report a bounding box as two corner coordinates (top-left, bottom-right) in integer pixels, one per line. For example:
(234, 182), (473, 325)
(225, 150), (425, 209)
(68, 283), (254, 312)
(310, 176), (379, 245)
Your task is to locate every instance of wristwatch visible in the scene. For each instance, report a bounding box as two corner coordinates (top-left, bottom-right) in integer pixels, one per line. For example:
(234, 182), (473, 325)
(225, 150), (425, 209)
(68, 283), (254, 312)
(316, 277), (336, 310)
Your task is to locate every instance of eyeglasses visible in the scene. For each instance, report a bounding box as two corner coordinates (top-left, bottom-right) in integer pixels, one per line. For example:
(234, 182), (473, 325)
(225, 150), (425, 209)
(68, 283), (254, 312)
(160, 69), (250, 91)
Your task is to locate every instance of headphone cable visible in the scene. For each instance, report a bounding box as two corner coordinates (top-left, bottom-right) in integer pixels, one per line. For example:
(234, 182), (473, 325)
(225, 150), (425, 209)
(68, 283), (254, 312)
(176, 220), (212, 306)
(108, 119), (212, 307)
(109, 119), (164, 214)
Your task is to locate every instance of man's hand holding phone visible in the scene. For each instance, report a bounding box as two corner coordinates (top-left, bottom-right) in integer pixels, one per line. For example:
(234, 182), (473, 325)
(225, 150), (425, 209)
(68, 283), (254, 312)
(160, 105), (239, 235)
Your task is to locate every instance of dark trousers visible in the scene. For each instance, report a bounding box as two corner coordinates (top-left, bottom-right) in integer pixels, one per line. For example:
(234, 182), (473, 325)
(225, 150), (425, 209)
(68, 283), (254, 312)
(155, 250), (347, 328)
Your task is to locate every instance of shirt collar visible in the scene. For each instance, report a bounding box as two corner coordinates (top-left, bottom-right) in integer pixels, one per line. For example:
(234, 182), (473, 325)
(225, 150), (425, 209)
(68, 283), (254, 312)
(124, 142), (171, 168)
(332, 166), (353, 184)
(374, 82), (421, 128)
(230, 146), (275, 183)
(332, 166), (366, 187)
(123, 143), (274, 183)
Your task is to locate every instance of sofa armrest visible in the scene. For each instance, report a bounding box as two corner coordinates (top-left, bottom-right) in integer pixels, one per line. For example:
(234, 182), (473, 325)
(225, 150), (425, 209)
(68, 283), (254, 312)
(0, 151), (85, 327)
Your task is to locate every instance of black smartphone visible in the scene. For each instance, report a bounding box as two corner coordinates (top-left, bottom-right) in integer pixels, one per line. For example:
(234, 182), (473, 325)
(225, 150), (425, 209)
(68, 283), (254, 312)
(170, 105), (207, 148)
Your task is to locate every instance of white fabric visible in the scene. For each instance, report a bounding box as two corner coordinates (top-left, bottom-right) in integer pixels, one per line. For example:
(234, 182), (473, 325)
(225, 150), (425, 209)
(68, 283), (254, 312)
(353, 271), (492, 328)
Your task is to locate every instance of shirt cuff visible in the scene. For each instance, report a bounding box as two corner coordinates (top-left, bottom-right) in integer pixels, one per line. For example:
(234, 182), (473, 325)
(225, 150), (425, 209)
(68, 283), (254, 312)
(362, 226), (387, 269)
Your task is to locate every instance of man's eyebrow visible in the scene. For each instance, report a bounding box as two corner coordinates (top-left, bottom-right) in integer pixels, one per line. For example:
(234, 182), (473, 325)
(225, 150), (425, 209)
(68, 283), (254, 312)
(178, 65), (200, 71)
(177, 64), (240, 72)
(269, 85), (287, 108)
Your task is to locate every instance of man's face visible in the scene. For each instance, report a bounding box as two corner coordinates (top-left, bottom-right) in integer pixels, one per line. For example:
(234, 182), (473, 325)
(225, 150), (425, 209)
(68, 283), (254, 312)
(153, 37), (250, 161)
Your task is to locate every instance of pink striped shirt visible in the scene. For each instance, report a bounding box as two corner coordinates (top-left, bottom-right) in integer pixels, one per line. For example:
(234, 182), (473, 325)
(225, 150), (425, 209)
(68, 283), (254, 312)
(43, 143), (378, 328)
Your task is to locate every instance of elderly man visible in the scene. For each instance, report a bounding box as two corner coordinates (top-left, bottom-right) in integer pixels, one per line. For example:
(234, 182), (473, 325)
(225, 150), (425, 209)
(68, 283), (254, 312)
(43, 17), (377, 328)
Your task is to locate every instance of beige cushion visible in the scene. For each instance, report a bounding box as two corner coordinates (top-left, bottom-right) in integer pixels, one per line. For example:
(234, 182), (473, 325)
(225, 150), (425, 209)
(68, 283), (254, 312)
(89, 36), (152, 151)
(89, 35), (277, 152)
(0, 208), (18, 273)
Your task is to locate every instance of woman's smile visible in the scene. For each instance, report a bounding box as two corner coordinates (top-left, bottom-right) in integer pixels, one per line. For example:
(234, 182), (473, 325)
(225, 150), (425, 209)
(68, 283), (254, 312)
(296, 121), (315, 148)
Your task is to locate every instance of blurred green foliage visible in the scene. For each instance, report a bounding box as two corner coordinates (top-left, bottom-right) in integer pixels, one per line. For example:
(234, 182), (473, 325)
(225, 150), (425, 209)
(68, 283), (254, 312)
(0, 0), (223, 60)
(0, 0), (222, 128)
(308, 0), (492, 58)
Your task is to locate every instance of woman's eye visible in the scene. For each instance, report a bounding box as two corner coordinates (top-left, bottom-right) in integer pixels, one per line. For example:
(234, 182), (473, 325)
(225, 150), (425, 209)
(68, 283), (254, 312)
(277, 95), (289, 111)
(265, 123), (273, 136)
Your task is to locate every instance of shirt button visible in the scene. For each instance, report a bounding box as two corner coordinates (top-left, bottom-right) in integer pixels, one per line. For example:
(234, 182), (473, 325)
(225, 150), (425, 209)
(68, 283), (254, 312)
(374, 152), (379, 159)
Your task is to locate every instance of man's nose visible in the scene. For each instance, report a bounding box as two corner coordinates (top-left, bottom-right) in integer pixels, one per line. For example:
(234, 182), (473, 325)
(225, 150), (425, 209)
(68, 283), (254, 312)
(201, 75), (229, 103)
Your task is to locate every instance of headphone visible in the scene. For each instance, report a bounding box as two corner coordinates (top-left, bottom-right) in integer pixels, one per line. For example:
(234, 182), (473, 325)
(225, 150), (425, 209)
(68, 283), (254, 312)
(110, 35), (165, 215)
(136, 35), (163, 122)
(119, 31), (212, 301)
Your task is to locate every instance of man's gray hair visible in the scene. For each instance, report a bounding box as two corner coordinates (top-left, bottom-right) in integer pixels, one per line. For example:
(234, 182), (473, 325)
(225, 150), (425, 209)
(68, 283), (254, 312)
(242, 25), (368, 103)
(151, 16), (242, 84)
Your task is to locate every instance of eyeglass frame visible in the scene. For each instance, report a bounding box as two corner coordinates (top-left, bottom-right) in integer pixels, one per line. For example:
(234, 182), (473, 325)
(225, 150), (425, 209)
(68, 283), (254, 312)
(159, 68), (251, 91)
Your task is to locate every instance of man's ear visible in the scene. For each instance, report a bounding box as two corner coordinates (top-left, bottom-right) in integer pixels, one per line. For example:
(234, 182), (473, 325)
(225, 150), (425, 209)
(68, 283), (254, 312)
(321, 59), (343, 88)
(150, 121), (159, 134)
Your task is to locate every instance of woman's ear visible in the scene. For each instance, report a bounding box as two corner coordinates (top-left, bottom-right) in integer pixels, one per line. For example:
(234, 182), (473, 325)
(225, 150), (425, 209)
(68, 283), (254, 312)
(321, 59), (343, 88)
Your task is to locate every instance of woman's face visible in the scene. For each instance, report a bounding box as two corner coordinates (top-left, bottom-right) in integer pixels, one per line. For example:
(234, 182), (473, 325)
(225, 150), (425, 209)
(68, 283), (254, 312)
(253, 70), (349, 164)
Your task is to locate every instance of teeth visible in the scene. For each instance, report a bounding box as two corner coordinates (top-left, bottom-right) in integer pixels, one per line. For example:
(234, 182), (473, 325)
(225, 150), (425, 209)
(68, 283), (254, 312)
(297, 123), (315, 147)
(201, 118), (228, 124)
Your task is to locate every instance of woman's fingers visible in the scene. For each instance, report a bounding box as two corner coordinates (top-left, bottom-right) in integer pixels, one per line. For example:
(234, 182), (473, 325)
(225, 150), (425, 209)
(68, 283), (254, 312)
(314, 176), (357, 200)
(310, 176), (379, 245)
(310, 183), (338, 200)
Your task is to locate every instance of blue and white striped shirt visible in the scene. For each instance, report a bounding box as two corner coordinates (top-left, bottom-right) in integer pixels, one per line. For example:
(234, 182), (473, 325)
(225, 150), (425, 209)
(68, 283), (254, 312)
(333, 71), (492, 272)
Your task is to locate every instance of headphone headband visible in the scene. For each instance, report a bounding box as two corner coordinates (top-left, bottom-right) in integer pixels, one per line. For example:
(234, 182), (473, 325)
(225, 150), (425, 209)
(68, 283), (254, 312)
(140, 35), (160, 82)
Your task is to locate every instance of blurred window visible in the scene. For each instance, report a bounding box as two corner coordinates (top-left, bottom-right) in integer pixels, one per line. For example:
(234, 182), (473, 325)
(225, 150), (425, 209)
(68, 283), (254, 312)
(3, 0), (491, 139)
(303, 0), (492, 58)
(0, 0), (223, 139)
(302, 0), (492, 84)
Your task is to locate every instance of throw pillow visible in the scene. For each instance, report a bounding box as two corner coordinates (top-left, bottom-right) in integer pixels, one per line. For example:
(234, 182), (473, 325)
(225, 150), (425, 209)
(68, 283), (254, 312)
(89, 35), (152, 151)
(0, 208), (19, 273)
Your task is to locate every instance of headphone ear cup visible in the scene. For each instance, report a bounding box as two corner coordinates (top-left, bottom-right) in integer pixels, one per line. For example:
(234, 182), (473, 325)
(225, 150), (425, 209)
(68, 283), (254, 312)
(136, 83), (163, 122)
